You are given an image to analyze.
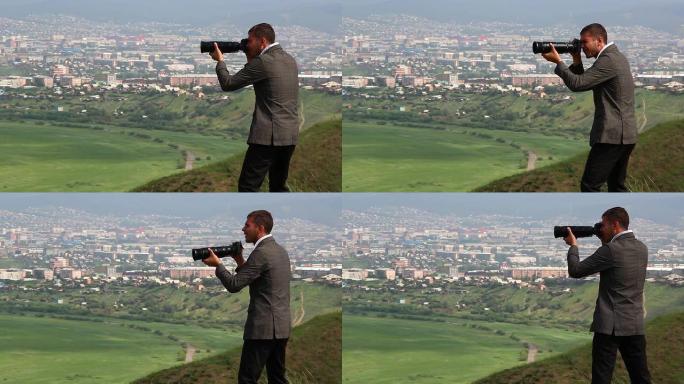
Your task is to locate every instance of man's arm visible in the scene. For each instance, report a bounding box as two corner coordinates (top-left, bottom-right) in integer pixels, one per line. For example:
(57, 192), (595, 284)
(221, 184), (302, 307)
(554, 56), (615, 92)
(568, 51), (584, 75)
(215, 252), (264, 293)
(216, 58), (267, 92)
(567, 244), (613, 278)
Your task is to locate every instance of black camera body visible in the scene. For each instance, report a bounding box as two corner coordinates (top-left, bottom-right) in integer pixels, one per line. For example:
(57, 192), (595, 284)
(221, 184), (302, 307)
(533, 39), (582, 54)
(192, 241), (243, 261)
(200, 39), (248, 54)
(553, 222), (602, 239)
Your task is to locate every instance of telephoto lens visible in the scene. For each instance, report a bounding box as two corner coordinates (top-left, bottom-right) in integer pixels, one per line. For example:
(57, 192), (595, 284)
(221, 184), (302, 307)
(192, 241), (243, 261)
(200, 39), (248, 54)
(553, 223), (602, 238)
(532, 39), (581, 54)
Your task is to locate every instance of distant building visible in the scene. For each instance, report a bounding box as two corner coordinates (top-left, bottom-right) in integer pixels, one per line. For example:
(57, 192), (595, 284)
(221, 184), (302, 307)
(33, 268), (54, 280)
(58, 268), (82, 280)
(510, 74), (562, 87)
(342, 268), (368, 280)
(51, 64), (69, 77)
(0, 269), (26, 281)
(375, 268), (396, 280)
(167, 74), (218, 87)
(402, 268), (424, 280)
(168, 267), (215, 280)
(50, 257), (69, 270)
(33, 76), (54, 88)
(509, 267), (568, 280)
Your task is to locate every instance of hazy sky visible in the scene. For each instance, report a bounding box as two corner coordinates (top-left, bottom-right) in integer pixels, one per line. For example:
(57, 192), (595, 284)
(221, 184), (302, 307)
(0, 193), (342, 225)
(1, 193), (681, 226)
(2, 0), (682, 33)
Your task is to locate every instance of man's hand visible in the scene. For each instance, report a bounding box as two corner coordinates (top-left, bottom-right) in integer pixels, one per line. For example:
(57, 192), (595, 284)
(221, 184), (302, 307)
(564, 227), (577, 247)
(542, 43), (562, 65)
(202, 248), (222, 267)
(571, 50), (582, 65)
(210, 42), (224, 62)
(231, 248), (246, 268)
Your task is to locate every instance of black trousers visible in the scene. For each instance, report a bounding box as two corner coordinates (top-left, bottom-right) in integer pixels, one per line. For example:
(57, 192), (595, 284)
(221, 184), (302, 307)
(238, 338), (289, 384)
(581, 143), (635, 192)
(238, 144), (296, 192)
(592, 332), (651, 384)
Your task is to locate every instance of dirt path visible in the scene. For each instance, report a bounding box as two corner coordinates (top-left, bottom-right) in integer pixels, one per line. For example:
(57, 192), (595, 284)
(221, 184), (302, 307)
(292, 290), (306, 327)
(184, 344), (196, 363)
(638, 98), (647, 133)
(526, 151), (538, 171)
(298, 100), (306, 132)
(184, 151), (194, 170)
(527, 343), (538, 363)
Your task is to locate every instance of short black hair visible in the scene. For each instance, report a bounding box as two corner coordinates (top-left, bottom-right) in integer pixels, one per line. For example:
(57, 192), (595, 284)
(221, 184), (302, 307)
(247, 210), (274, 233)
(249, 23), (276, 44)
(602, 207), (629, 229)
(581, 23), (608, 44)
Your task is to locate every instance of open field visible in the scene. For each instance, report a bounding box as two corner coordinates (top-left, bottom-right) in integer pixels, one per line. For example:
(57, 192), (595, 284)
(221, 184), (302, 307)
(342, 89), (684, 191)
(342, 314), (589, 384)
(0, 313), (242, 384)
(0, 89), (339, 191)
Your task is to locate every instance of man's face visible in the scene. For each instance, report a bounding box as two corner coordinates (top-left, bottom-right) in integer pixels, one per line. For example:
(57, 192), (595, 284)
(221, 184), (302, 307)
(242, 217), (264, 244)
(599, 216), (620, 243)
(246, 32), (267, 58)
(580, 33), (602, 58)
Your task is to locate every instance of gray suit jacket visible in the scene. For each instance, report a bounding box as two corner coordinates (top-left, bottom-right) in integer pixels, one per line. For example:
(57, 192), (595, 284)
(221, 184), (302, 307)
(215, 236), (292, 339)
(567, 232), (648, 336)
(216, 45), (300, 146)
(554, 44), (637, 146)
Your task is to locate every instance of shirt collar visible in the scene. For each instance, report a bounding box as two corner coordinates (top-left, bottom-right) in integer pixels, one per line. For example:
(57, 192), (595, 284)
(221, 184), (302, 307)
(596, 42), (614, 59)
(610, 229), (632, 243)
(260, 42), (279, 56)
(254, 233), (273, 248)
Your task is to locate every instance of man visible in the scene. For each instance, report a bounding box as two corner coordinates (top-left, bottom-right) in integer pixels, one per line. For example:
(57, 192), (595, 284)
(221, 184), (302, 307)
(202, 210), (291, 384)
(562, 207), (651, 384)
(543, 23), (637, 192)
(209, 23), (299, 192)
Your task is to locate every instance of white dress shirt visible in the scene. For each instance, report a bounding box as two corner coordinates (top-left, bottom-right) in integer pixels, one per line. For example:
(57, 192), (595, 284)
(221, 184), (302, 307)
(596, 42), (614, 59)
(610, 229), (633, 243)
(260, 42), (279, 56)
(254, 233), (273, 248)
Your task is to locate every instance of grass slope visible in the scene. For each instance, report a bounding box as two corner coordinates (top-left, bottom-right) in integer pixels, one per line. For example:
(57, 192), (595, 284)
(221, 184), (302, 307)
(342, 121), (584, 192)
(477, 119), (684, 192)
(133, 311), (342, 384)
(474, 311), (684, 384)
(342, 314), (590, 384)
(133, 118), (341, 192)
(0, 313), (243, 384)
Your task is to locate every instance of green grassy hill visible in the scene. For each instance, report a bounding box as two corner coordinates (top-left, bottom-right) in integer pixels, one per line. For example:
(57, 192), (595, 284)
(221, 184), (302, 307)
(474, 311), (684, 384)
(476, 119), (684, 192)
(132, 118), (341, 192)
(132, 311), (341, 384)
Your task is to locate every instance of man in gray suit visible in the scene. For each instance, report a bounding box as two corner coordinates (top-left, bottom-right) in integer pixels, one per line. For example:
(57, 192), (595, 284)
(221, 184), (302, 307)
(202, 210), (291, 384)
(210, 23), (299, 192)
(543, 23), (637, 192)
(563, 207), (651, 384)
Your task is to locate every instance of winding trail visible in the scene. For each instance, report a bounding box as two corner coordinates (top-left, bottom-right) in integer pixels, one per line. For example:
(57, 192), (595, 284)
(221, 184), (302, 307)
(527, 343), (538, 363)
(292, 290), (306, 327)
(526, 151), (538, 171)
(184, 151), (194, 170)
(298, 100), (306, 132)
(638, 98), (647, 133)
(184, 344), (196, 363)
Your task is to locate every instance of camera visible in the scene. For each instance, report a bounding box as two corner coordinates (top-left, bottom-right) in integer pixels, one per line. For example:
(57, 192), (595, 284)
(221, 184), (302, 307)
(553, 222), (602, 238)
(532, 39), (582, 54)
(200, 39), (248, 54)
(192, 241), (243, 261)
